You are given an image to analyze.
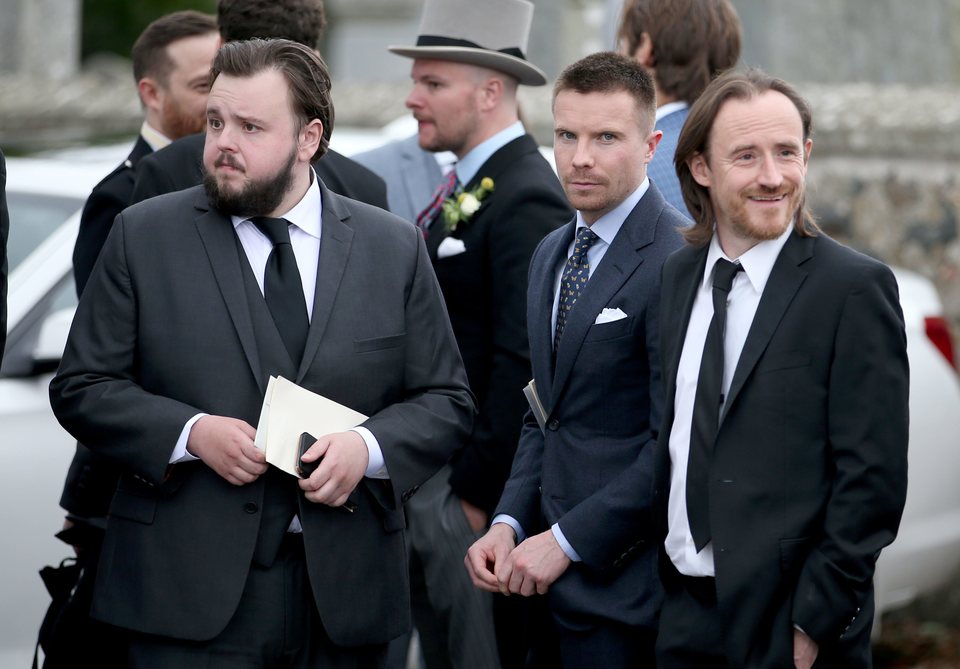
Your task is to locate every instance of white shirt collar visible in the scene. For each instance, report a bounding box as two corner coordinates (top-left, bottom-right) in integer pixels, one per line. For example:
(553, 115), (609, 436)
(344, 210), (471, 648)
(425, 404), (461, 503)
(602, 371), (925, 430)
(140, 121), (172, 152)
(456, 121), (525, 186)
(703, 223), (794, 294)
(231, 169), (323, 239)
(574, 178), (650, 246)
(655, 101), (689, 123)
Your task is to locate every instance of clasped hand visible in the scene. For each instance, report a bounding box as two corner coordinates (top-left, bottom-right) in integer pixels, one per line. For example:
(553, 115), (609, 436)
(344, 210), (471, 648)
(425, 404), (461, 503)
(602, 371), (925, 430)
(465, 524), (571, 596)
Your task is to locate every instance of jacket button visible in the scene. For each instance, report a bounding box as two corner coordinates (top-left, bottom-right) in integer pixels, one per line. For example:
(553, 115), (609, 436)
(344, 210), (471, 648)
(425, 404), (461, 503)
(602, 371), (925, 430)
(547, 419), (560, 431)
(243, 502), (258, 514)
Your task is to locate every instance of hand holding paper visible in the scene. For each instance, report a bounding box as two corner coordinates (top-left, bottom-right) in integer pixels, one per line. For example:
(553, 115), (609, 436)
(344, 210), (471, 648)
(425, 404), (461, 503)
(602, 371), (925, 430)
(298, 431), (368, 507)
(188, 415), (266, 485)
(255, 376), (368, 478)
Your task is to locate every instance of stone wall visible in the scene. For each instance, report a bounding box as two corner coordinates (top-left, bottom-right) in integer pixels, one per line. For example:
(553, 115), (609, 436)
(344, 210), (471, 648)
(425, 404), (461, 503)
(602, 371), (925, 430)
(1, 75), (958, 334)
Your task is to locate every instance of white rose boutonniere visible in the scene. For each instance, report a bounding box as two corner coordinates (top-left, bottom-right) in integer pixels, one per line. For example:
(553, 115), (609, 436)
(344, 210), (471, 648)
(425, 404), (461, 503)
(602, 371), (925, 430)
(442, 177), (494, 233)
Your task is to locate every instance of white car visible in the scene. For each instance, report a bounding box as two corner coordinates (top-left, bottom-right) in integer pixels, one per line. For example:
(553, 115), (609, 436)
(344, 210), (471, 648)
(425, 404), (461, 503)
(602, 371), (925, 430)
(1, 141), (958, 664)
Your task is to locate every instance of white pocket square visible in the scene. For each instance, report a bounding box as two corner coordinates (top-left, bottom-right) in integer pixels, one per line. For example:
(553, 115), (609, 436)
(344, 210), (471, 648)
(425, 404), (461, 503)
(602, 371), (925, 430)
(437, 237), (467, 259)
(594, 307), (628, 324)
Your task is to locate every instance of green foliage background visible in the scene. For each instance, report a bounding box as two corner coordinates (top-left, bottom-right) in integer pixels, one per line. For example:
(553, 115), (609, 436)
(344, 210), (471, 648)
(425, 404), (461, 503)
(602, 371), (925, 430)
(81, 0), (217, 60)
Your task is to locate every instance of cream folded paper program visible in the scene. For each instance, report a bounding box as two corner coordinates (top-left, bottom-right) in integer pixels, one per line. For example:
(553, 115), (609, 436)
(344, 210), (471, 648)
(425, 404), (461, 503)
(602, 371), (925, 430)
(254, 375), (368, 477)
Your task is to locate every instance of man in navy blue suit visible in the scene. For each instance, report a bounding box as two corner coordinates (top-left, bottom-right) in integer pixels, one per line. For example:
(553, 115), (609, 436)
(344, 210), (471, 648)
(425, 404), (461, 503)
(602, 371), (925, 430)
(466, 52), (686, 668)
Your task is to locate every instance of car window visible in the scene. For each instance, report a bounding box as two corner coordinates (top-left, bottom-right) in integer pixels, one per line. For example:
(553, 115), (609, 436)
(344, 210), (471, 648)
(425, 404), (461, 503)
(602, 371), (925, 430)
(5, 192), (83, 272)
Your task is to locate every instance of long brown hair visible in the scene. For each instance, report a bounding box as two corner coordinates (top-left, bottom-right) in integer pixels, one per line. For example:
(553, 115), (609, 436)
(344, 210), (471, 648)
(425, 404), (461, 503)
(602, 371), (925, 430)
(675, 68), (820, 246)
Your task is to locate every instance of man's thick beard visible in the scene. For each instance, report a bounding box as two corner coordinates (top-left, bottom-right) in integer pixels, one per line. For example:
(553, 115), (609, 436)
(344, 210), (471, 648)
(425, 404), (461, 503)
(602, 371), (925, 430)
(203, 149), (297, 218)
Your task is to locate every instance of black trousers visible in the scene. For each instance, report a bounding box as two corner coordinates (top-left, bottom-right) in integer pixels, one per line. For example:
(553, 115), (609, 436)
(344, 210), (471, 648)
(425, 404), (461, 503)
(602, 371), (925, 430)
(655, 563), (727, 669)
(128, 534), (387, 669)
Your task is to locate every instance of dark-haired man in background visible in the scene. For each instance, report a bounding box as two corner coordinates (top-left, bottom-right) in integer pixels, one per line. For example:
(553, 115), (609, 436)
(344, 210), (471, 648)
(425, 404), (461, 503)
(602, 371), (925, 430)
(616, 0), (741, 218)
(130, 0), (387, 209)
(72, 10), (219, 295)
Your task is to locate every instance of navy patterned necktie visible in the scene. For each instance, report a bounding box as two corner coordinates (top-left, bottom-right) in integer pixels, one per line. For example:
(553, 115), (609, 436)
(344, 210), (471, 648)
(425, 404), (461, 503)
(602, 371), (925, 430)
(416, 169), (459, 237)
(686, 258), (743, 551)
(554, 227), (600, 351)
(250, 216), (309, 363)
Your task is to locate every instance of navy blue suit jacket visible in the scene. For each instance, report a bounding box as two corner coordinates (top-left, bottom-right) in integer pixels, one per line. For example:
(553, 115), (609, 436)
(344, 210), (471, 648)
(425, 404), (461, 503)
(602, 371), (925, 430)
(495, 184), (685, 630)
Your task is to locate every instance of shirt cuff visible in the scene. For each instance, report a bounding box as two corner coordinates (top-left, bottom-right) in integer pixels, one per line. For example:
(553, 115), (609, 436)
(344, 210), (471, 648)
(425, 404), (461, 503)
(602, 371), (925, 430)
(171, 413), (206, 463)
(551, 523), (582, 562)
(491, 514), (524, 543)
(351, 426), (389, 479)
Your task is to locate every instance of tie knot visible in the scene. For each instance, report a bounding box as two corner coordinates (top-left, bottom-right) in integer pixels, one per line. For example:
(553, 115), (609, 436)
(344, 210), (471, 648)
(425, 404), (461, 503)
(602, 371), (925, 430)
(251, 216), (292, 247)
(712, 258), (742, 292)
(571, 227), (600, 266)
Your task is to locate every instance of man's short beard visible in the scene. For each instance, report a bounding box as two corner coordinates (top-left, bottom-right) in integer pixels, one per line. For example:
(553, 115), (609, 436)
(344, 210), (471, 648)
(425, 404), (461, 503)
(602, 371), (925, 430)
(203, 149), (297, 218)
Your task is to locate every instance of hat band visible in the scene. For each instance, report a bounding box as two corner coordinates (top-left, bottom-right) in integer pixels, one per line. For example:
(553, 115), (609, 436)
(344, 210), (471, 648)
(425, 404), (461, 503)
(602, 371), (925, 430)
(416, 35), (526, 61)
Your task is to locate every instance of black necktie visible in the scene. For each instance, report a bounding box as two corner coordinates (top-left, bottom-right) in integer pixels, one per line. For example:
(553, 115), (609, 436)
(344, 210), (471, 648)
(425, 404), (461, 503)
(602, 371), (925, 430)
(554, 227), (600, 351)
(250, 216), (309, 363)
(686, 258), (743, 551)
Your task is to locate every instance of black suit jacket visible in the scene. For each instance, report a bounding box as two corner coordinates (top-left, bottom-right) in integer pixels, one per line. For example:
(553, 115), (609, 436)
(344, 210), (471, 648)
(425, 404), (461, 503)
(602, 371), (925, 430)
(495, 185), (685, 630)
(0, 149), (8, 360)
(130, 132), (388, 210)
(72, 135), (152, 296)
(428, 134), (572, 515)
(654, 231), (909, 667)
(50, 184), (474, 645)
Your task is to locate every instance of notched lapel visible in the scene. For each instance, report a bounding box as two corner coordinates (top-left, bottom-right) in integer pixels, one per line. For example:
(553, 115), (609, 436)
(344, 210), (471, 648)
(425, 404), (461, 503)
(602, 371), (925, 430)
(298, 186), (354, 381)
(550, 206), (656, 405)
(722, 233), (813, 421)
(194, 203), (264, 391)
(529, 224), (575, 410)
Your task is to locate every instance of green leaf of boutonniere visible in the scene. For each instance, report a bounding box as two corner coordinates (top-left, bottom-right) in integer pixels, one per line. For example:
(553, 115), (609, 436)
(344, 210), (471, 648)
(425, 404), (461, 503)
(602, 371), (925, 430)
(443, 177), (495, 232)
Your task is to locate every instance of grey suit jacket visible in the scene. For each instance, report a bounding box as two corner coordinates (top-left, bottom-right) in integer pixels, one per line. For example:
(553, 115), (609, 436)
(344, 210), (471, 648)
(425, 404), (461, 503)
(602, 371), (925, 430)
(352, 133), (443, 223)
(495, 184), (685, 630)
(50, 183), (475, 646)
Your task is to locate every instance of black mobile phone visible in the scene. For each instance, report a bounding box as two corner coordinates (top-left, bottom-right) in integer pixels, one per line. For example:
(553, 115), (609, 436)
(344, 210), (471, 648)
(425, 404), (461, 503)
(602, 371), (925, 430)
(297, 432), (320, 478)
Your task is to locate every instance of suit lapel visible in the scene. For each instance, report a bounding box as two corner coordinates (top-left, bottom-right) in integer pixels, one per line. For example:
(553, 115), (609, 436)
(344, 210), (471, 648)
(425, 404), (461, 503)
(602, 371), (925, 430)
(529, 222), (574, 410)
(297, 184), (355, 381)
(662, 246), (708, 415)
(193, 193), (264, 391)
(550, 194), (661, 405)
(721, 232), (813, 421)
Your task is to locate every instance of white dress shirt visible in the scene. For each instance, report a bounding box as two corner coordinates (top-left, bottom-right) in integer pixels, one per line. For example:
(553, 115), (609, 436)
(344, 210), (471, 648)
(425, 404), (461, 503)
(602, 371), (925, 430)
(493, 179), (650, 561)
(169, 172), (388, 481)
(665, 224), (792, 576)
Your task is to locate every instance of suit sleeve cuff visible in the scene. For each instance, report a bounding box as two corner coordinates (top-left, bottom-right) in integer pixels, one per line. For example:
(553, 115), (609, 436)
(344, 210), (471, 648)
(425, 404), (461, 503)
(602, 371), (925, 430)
(351, 426), (389, 479)
(552, 523), (582, 562)
(492, 514), (524, 543)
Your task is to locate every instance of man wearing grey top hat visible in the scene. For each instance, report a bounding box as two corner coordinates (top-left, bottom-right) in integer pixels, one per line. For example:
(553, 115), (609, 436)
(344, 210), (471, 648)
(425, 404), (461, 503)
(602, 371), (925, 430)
(389, 1), (572, 667)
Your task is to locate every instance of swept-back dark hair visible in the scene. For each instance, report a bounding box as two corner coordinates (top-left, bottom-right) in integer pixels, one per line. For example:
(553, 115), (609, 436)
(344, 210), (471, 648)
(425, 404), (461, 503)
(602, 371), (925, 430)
(210, 38), (333, 161)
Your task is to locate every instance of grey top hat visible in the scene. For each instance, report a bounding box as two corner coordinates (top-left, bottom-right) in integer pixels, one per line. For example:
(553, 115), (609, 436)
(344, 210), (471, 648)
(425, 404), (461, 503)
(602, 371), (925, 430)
(389, 0), (547, 86)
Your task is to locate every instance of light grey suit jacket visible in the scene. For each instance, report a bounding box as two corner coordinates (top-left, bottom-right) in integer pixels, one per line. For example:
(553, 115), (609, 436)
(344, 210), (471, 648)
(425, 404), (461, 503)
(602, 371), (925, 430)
(352, 133), (444, 222)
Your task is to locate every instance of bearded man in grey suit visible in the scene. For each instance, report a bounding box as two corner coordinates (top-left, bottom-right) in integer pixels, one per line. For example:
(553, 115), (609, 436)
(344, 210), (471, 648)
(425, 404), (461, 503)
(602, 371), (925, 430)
(50, 38), (474, 668)
(466, 52), (686, 668)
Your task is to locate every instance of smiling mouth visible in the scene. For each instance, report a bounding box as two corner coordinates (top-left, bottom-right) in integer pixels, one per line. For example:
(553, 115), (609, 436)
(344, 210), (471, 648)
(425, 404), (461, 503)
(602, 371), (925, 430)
(748, 194), (785, 202)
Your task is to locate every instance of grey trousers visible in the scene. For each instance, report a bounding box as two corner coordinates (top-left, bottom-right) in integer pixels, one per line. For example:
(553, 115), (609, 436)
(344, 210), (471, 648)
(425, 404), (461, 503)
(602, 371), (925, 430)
(406, 465), (502, 669)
